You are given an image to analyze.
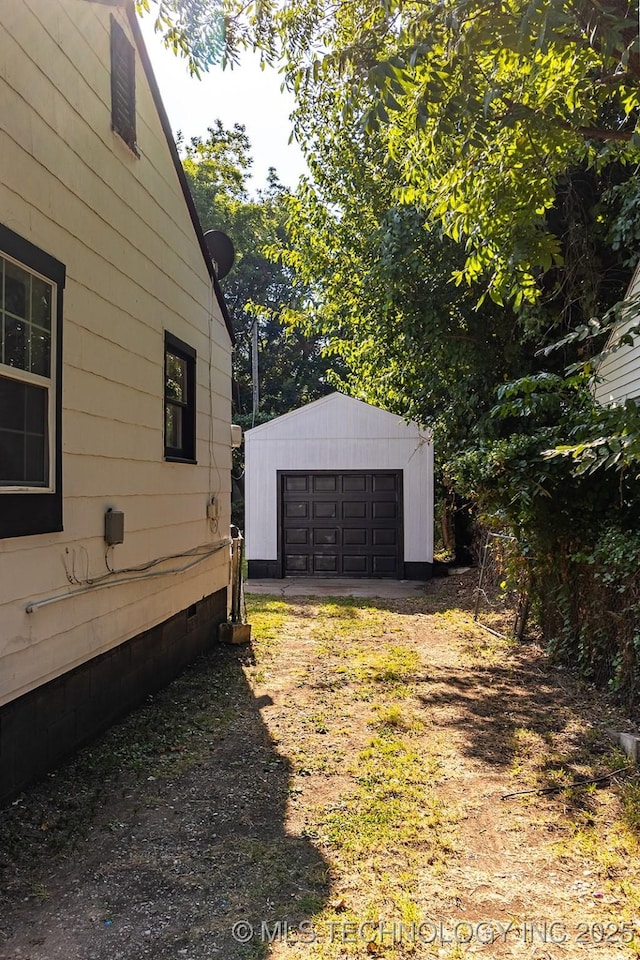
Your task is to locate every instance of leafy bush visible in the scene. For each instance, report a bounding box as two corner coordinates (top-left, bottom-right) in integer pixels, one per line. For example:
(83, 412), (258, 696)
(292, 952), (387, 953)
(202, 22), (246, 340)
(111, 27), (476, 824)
(451, 374), (640, 711)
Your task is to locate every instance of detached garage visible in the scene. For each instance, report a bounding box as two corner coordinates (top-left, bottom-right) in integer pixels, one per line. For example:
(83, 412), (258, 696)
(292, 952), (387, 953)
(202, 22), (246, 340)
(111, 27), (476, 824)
(245, 393), (434, 580)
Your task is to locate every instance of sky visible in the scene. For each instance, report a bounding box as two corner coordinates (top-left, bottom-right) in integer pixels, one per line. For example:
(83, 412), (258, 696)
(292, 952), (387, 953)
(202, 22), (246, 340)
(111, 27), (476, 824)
(138, 14), (308, 192)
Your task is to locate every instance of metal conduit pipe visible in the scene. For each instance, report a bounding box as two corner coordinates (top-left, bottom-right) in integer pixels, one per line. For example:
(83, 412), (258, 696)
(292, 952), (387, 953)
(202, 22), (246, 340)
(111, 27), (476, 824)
(26, 539), (231, 614)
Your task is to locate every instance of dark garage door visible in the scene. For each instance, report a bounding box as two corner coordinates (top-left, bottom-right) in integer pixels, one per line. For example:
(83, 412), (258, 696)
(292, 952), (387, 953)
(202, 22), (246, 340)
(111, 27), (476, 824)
(281, 471), (403, 577)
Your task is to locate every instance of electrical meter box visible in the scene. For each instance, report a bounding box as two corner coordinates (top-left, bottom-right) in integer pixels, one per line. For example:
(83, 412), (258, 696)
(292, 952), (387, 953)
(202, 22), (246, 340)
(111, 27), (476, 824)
(104, 508), (124, 545)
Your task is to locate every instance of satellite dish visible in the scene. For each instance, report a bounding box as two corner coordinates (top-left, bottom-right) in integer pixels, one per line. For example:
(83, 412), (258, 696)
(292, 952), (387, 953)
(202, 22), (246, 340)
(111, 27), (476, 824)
(204, 230), (235, 280)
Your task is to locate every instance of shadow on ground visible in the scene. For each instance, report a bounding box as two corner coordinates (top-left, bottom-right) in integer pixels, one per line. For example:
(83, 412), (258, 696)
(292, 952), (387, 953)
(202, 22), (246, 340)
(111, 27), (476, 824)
(1, 578), (636, 960)
(0, 644), (329, 960)
(415, 642), (632, 816)
(272, 582), (634, 826)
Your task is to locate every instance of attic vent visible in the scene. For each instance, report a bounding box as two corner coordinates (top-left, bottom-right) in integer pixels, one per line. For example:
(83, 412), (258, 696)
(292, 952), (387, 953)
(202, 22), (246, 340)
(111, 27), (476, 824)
(110, 16), (139, 157)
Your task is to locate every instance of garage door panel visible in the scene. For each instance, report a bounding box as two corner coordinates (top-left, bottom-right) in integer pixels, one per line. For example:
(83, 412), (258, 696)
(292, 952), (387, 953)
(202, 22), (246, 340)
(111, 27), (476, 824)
(285, 502), (308, 519)
(373, 556), (397, 575)
(373, 501), (397, 520)
(314, 501), (337, 519)
(314, 528), (338, 545)
(286, 476), (308, 492)
(315, 554), (338, 572)
(285, 528), (309, 545)
(281, 471), (402, 578)
(343, 475), (366, 492)
(373, 529), (396, 546)
(314, 475), (337, 492)
(343, 528), (367, 546)
(343, 556), (367, 574)
(343, 502), (366, 519)
(373, 474), (397, 491)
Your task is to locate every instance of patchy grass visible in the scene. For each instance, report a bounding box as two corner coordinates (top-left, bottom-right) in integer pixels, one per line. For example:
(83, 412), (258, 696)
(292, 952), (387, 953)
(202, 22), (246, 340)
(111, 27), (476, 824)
(322, 734), (452, 863)
(371, 703), (424, 734)
(261, 594), (640, 960)
(622, 781), (640, 832)
(1, 580), (640, 960)
(246, 596), (289, 657)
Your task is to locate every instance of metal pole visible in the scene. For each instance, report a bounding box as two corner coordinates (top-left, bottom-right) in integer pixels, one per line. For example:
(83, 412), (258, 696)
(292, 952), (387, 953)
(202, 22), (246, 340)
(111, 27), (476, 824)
(230, 532), (245, 624)
(473, 534), (490, 621)
(251, 321), (259, 428)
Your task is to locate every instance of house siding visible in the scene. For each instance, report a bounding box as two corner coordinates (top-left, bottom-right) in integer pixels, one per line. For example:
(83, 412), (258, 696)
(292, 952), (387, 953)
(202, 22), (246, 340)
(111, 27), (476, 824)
(0, 0), (232, 716)
(0, 587), (227, 804)
(594, 263), (640, 405)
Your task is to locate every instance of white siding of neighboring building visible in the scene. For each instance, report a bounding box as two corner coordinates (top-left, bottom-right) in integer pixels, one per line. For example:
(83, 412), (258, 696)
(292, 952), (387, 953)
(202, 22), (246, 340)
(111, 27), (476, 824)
(594, 263), (640, 405)
(245, 393), (434, 566)
(0, 0), (232, 707)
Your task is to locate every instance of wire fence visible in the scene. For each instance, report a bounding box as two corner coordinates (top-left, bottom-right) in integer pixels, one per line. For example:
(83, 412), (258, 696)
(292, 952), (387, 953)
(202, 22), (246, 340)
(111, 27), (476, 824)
(472, 528), (640, 712)
(473, 531), (530, 641)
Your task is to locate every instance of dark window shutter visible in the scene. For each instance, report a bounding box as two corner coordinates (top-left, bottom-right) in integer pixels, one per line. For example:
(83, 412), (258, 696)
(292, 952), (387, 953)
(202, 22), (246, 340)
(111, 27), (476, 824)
(110, 16), (139, 156)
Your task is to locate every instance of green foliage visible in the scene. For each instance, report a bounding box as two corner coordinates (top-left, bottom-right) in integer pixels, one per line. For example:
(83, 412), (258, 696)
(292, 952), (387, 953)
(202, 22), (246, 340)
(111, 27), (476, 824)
(542, 526), (640, 701)
(181, 122), (336, 525)
(135, 0), (227, 75)
(452, 371), (640, 544)
(159, 0), (640, 703)
(217, 0), (640, 305)
(266, 84), (535, 465)
(181, 122), (335, 426)
(451, 370), (640, 705)
(549, 400), (640, 476)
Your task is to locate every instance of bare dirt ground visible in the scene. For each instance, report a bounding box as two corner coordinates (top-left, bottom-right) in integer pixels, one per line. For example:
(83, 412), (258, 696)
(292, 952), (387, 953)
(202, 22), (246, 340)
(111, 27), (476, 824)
(1, 573), (639, 960)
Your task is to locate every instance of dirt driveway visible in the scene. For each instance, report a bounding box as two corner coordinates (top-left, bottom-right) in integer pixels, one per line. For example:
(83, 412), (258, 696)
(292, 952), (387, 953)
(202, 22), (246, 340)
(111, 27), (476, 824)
(1, 576), (639, 959)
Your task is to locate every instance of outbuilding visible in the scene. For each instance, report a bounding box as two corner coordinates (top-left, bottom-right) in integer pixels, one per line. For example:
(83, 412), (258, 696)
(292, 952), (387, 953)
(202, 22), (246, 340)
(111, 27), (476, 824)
(245, 393), (433, 580)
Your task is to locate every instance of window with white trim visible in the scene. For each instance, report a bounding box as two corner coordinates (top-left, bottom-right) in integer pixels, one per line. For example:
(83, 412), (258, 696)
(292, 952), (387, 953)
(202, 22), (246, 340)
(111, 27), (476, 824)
(0, 257), (54, 487)
(0, 224), (64, 539)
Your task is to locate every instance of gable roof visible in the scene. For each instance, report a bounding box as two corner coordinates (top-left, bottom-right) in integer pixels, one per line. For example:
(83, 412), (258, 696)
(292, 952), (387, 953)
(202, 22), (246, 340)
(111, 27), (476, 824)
(246, 392), (428, 439)
(124, 5), (235, 344)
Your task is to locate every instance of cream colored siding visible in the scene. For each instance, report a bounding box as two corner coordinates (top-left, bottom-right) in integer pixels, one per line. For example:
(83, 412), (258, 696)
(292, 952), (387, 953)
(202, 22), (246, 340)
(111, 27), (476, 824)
(0, 0), (232, 707)
(245, 394), (434, 567)
(594, 263), (640, 405)
(3, 565), (224, 707)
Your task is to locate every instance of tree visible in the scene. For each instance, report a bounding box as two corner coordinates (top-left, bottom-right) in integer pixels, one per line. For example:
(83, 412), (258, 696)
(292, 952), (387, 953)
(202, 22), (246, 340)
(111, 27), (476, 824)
(181, 123), (336, 522)
(158, 0), (640, 693)
(207, 0), (640, 307)
(138, 0), (640, 309)
(183, 124), (335, 424)
(135, 0), (228, 75)
(263, 14), (635, 438)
